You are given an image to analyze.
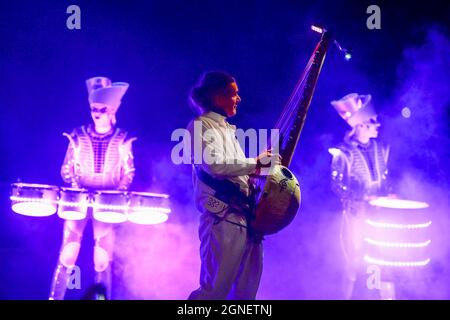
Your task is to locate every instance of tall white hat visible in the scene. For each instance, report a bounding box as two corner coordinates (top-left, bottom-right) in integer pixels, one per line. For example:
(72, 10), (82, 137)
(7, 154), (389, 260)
(86, 76), (129, 114)
(330, 93), (376, 127)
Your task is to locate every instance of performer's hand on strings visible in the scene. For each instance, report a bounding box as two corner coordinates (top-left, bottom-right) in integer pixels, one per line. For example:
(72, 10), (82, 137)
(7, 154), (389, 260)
(256, 149), (282, 168)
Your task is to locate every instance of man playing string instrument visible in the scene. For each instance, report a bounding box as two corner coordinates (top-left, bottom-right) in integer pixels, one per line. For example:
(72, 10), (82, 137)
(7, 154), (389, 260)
(187, 71), (281, 300)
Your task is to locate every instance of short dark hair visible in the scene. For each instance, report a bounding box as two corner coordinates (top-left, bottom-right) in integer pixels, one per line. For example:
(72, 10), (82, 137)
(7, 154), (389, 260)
(189, 70), (235, 116)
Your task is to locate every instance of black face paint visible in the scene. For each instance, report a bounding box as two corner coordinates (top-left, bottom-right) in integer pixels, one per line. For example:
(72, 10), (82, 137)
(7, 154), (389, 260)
(91, 107), (108, 114)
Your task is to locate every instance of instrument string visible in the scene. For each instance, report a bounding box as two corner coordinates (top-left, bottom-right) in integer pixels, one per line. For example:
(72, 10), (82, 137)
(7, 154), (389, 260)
(272, 54), (314, 152)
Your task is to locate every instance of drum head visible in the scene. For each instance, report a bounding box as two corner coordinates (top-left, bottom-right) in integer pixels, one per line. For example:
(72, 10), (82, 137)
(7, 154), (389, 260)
(12, 202), (57, 217)
(58, 210), (87, 220)
(369, 197), (429, 209)
(93, 211), (128, 224)
(128, 209), (170, 225)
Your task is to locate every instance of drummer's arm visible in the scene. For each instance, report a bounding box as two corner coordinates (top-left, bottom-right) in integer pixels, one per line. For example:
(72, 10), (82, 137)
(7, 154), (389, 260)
(380, 143), (394, 196)
(61, 143), (79, 187)
(329, 148), (361, 201)
(118, 138), (136, 190)
(330, 151), (347, 198)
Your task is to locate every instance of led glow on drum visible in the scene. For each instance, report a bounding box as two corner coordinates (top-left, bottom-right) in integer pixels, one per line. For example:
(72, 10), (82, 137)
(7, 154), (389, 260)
(365, 219), (432, 230)
(364, 255), (431, 267)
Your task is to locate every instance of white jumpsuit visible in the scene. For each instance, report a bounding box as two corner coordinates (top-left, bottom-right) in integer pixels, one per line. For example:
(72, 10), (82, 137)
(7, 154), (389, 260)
(187, 111), (263, 300)
(49, 124), (135, 300)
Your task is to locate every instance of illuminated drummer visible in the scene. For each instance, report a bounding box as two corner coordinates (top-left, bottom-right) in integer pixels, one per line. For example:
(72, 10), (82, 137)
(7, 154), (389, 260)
(49, 76), (136, 300)
(328, 93), (394, 300)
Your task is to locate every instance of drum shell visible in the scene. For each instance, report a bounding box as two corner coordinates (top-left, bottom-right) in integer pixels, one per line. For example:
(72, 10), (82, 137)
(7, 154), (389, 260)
(10, 183), (59, 216)
(364, 198), (431, 270)
(128, 193), (167, 209)
(127, 192), (170, 225)
(92, 191), (129, 223)
(57, 188), (89, 220)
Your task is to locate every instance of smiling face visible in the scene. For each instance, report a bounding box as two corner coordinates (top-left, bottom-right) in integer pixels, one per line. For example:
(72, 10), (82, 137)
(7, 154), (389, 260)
(214, 82), (241, 117)
(90, 103), (113, 129)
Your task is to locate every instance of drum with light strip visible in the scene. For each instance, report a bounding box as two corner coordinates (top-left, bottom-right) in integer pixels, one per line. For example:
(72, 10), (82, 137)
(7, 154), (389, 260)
(92, 190), (129, 223)
(127, 191), (170, 225)
(11, 183), (171, 225)
(10, 183), (59, 217)
(57, 187), (90, 220)
(364, 197), (431, 269)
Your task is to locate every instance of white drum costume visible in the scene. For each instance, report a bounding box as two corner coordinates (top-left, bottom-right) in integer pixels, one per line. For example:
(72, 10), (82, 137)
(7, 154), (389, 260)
(49, 77), (136, 300)
(329, 93), (394, 299)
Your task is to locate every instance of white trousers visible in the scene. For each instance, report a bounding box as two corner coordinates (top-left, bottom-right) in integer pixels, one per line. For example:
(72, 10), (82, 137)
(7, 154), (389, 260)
(189, 211), (263, 300)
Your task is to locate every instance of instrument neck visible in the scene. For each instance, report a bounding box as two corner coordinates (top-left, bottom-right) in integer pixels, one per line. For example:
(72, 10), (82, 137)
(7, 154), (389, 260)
(274, 32), (332, 167)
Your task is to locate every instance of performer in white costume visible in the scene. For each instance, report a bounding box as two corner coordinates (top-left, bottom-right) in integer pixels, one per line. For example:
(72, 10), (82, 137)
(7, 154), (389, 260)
(187, 71), (281, 300)
(49, 76), (136, 300)
(329, 93), (395, 300)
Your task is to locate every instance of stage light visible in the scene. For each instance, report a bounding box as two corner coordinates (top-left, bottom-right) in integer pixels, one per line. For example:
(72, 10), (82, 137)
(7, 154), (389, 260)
(344, 51), (352, 60)
(311, 25), (325, 34)
(401, 107), (411, 118)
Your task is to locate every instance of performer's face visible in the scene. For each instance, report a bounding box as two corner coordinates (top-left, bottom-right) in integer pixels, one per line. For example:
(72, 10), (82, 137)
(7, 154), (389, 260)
(359, 116), (381, 139)
(90, 104), (113, 128)
(214, 82), (241, 117)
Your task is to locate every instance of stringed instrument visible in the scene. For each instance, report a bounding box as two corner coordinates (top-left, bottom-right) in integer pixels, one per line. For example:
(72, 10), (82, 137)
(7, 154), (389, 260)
(251, 27), (334, 235)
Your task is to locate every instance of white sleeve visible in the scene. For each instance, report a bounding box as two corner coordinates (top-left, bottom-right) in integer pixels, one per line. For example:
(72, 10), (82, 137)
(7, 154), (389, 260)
(187, 119), (257, 177)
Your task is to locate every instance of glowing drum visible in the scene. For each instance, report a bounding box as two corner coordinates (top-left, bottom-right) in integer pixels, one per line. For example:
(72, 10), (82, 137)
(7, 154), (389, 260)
(128, 192), (170, 225)
(364, 197), (431, 268)
(57, 187), (89, 220)
(10, 183), (59, 217)
(92, 190), (128, 223)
